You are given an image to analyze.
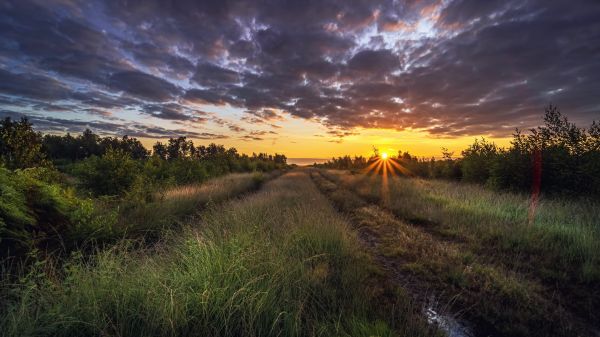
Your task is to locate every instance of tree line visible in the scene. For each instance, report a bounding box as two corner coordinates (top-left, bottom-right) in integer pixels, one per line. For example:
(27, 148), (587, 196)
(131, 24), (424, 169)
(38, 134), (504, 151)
(317, 106), (600, 196)
(0, 117), (288, 259)
(0, 117), (287, 196)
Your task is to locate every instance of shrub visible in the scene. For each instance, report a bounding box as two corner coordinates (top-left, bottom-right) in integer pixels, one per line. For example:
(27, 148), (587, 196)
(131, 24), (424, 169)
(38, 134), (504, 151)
(488, 105), (600, 195)
(0, 117), (48, 169)
(74, 148), (140, 196)
(0, 166), (111, 258)
(461, 138), (499, 184)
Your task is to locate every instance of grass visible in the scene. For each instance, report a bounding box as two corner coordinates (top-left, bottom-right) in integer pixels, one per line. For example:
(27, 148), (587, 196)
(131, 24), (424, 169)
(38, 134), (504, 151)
(0, 171), (435, 337)
(118, 172), (271, 237)
(54, 172), (274, 255)
(321, 170), (600, 282)
(311, 169), (599, 336)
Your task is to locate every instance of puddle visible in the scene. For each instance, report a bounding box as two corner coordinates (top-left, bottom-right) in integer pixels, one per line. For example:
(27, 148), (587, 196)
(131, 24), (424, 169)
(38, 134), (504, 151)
(424, 306), (473, 337)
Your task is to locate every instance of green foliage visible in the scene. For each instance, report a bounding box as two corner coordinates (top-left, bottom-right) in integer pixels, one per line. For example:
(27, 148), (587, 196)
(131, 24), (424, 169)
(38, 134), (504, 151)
(42, 129), (149, 162)
(318, 105), (600, 196)
(488, 141), (532, 191)
(317, 169), (600, 336)
(119, 173), (268, 237)
(315, 155), (368, 170)
(73, 148), (141, 196)
(461, 138), (499, 184)
(0, 117), (48, 169)
(489, 105), (600, 195)
(0, 166), (110, 258)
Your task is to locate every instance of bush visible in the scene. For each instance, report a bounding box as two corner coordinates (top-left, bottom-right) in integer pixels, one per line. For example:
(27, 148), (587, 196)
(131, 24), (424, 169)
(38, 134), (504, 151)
(0, 166), (111, 258)
(488, 105), (600, 195)
(461, 138), (499, 184)
(74, 148), (140, 196)
(488, 147), (532, 191)
(0, 117), (48, 169)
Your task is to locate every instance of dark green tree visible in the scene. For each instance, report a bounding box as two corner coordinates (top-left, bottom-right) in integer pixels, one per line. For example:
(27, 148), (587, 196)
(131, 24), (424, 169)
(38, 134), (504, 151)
(0, 117), (48, 169)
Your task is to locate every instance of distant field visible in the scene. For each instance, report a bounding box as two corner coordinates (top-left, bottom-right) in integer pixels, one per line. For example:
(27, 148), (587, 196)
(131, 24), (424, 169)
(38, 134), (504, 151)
(287, 158), (329, 166)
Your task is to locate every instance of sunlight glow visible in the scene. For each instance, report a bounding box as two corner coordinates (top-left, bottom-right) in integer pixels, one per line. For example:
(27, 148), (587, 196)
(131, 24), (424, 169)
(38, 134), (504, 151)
(362, 152), (415, 206)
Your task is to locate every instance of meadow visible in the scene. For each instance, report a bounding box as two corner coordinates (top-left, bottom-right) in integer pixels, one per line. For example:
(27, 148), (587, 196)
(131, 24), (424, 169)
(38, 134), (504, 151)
(0, 171), (436, 337)
(311, 168), (599, 336)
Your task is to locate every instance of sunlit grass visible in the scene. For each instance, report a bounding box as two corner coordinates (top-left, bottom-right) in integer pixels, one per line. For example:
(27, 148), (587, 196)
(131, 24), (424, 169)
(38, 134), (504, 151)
(323, 169), (600, 283)
(0, 171), (435, 337)
(311, 169), (598, 336)
(119, 172), (269, 237)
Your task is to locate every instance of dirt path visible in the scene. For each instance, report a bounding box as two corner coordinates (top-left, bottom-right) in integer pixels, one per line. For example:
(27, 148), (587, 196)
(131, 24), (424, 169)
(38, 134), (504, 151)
(309, 169), (595, 337)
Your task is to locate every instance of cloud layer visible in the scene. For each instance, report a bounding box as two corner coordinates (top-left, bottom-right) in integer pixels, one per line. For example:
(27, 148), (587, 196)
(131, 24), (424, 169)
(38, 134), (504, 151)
(1, 0), (599, 138)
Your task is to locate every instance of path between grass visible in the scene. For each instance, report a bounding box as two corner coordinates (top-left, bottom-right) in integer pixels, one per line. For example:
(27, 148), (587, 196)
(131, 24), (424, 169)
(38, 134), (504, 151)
(0, 170), (437, 337)
(310, 169), (596, 337)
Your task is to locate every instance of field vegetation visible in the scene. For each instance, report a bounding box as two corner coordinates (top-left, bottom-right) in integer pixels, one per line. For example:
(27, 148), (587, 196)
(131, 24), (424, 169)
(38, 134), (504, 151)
(311, 168), (599, 336)
(1, 172), (436, 337)
(0, 117), (286, 260)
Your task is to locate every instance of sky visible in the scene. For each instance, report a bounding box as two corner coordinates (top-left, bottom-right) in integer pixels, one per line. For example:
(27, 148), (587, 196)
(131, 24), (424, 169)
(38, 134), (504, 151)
(1, 0), (599, 158)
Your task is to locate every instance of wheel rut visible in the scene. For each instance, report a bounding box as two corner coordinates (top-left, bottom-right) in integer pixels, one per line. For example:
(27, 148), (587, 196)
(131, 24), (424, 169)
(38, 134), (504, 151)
(309, 169), (595, 337)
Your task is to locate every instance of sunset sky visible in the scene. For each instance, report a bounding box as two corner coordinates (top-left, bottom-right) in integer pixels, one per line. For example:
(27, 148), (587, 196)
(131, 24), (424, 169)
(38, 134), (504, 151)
(1, 0), (599, 158)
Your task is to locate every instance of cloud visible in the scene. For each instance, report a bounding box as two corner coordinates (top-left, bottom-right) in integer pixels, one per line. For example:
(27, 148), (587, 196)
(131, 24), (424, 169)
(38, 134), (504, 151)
(239, 129), (278, 141)
(0, 69), (71, 101)
(1, 0), (599, 139)
(347, 49), (401, 75)
(141, 103), (208, 122)
(1, 110), (226, 139)
(192, 63), (240, 87)
(109, 71), (181, 101)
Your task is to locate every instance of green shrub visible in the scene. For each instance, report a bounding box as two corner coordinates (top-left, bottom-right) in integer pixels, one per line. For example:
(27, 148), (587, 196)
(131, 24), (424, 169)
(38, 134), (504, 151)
(74, 148), (140, 196)
(0, 117), (48, 169)
(0, 166), (113, 258)
(461, 138), (499, 184)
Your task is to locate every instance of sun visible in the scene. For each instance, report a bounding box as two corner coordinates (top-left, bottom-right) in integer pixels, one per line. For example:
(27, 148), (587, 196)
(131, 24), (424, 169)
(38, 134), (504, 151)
(381, 152), (389, 160)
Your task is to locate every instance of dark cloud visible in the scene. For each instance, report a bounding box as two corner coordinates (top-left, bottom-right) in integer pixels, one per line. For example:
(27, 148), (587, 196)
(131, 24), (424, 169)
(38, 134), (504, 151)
(183, 89), (231, 106)
(239, 129), (277, 141)
(109, 71), (181, 101)
(141, 103), (208, 122)
(1, 0), (599, 139)
(125, 42), (196, 79)
(228, 124), (246, 133)
(347, 49), (401, 75)
(193, 63), (240, 87)
(0, 110), (226, 139)
(0, 69), (71, 101)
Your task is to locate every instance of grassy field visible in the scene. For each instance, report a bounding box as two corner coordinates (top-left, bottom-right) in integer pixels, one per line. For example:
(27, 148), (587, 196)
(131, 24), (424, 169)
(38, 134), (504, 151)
(117, 172), (271, 237)
(0, 171), (436, 337)
(2, 168), (598, 337)
(311, 168), (599, 336)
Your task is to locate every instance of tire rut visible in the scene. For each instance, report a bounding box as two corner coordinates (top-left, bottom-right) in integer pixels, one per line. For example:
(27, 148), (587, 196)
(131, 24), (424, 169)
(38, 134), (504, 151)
(309, 169), (595, 337)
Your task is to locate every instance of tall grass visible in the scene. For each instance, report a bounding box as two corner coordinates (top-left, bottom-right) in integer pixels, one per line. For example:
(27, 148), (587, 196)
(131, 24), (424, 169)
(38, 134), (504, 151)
(118, 172), (270, 237)
(0, 171), (434, 337)
(311, 169), (598, 336)
(322, 170), (600, 283)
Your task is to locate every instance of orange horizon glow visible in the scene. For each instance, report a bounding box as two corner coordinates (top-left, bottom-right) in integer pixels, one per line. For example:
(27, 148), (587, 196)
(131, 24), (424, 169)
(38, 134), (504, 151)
(115, 103), (517, 159)
(135, 126), (514, 159)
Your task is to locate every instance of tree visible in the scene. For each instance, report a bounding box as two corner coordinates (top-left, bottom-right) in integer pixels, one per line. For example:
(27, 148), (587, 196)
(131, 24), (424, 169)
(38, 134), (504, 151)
(74, 148), (140, 196)
(152, 142), (168, 160)
(0, 117), (48, 169)
(461, 138), (499, 184)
